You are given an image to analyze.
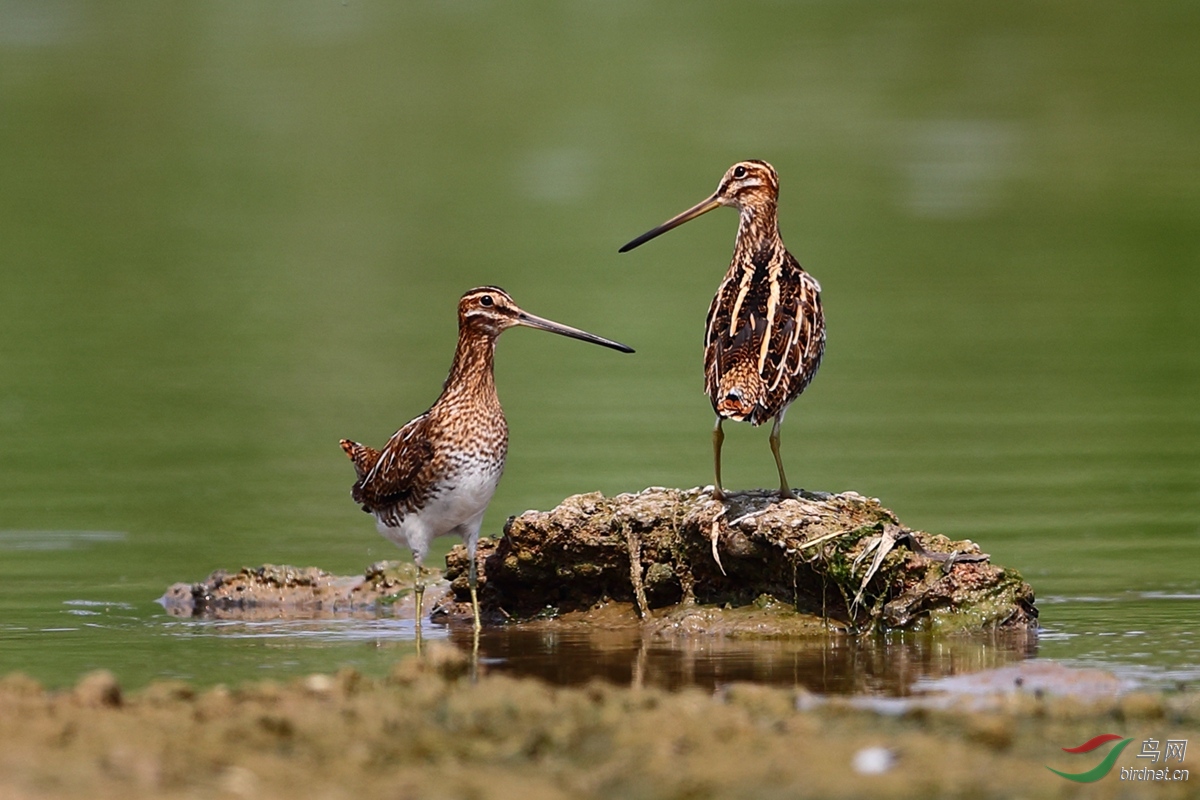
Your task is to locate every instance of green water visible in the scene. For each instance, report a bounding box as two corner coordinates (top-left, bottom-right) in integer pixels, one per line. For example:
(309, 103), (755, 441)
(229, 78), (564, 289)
(1, 1), (1197, 693)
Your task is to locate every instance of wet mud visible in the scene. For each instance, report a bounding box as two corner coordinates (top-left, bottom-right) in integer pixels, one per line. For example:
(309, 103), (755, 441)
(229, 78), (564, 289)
(160, 561), (442, 620)
(1, 650), (1195, 799)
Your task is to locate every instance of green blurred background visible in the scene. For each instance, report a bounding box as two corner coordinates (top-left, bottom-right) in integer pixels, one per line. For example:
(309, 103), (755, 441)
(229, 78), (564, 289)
(1, 1), (1197, 689)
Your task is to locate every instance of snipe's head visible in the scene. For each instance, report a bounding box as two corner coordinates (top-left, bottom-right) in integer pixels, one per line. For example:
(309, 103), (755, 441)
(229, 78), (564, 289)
(457, 286), (634, 353)
(619, 160), (779, 253)
(714, 160), (779, 210)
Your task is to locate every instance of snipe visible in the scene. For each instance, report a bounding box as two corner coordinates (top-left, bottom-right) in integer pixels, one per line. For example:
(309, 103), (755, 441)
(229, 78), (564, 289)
(620, 160), (825, 500)
(341, 286), (633, 631)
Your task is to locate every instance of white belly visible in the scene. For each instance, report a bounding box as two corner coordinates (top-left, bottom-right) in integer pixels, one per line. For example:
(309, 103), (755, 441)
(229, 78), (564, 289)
(375, 463), (502, 564)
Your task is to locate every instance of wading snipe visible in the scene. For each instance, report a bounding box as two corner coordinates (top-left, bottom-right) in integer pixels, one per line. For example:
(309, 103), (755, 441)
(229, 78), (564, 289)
(340, 287), (633, 631)
(620, 160), (825, 501)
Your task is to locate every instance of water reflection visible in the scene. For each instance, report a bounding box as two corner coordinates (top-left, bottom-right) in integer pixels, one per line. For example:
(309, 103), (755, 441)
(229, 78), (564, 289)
(448, 625), (1038, 696)
(149, 582), (1196, 695)
(155, 606), (1037, 696)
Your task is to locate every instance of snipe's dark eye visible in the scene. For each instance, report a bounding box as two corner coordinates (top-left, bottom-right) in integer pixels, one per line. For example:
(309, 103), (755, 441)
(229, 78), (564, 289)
(480, 295), (494, 307)
(733, 165), (747, 179)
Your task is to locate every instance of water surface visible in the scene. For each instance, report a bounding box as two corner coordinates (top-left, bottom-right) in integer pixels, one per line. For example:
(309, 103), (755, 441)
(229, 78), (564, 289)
(1, 1), (1197, 693)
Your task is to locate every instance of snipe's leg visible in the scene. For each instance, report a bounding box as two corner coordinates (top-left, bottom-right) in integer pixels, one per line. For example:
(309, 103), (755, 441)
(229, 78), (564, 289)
(712, 416), (727, 501)
(412, 560), (427, 653)
(413, 561), (427, 627)
(445, 521), (485, 634)
(769, 413), (795, 500)
(468, 551), (481, 633)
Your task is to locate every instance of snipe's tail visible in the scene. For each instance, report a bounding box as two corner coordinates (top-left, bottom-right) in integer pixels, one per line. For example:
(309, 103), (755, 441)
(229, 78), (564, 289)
(714, 361), (767, 422)
(339, 439), (381, 480)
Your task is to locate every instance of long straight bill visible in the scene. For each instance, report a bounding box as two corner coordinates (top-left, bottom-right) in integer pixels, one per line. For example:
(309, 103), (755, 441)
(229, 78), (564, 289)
(618, 193), (722, 253)
(516, 312), (635, 353)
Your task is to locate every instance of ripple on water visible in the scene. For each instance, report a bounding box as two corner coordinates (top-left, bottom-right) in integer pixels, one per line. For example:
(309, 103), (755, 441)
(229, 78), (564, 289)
(0, 531), (126, 551)
(1034, 589), (1200, 690)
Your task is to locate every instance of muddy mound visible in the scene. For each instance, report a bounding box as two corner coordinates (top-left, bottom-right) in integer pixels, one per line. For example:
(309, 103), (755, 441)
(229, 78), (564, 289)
(163, 487), (1036, 634)
(443, 487), (1036, 632)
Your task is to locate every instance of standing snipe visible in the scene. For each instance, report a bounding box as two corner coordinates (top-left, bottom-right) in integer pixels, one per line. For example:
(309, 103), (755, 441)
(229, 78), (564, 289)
(340, 286), (633, 631)
(620, 160), (825, 500)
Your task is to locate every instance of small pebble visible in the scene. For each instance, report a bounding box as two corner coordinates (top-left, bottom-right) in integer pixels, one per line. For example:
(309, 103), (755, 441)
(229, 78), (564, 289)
(219, 765), (260, 798)
(303, 674), (336, 695)
(852, 746), (897, 775)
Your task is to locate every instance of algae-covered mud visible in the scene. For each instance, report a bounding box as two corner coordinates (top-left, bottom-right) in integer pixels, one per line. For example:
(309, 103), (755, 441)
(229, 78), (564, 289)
(1, 649), (1195, 800)
(446, 488), (1037, 632)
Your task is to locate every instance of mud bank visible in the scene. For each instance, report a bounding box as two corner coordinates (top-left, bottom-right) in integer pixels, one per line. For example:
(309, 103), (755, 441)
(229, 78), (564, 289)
(160, 561), (441, 620)
(1, 651), (1194, 800)
(164, 488), (1036, 634)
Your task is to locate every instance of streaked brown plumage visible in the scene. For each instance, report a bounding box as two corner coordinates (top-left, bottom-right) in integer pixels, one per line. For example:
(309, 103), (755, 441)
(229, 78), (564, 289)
(340, 287), (633, 631)
(620, 160), (825, 500)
